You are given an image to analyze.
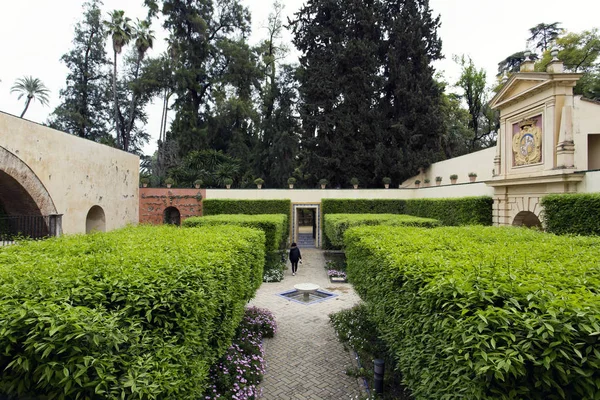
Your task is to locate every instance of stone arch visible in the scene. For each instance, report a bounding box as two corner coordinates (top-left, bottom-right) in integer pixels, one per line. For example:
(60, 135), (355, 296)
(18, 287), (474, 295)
(512, 211), (542, 228)
(86, 206), (106, 233)
(0, 146), (57, 216)
(163, 207), (181, 226)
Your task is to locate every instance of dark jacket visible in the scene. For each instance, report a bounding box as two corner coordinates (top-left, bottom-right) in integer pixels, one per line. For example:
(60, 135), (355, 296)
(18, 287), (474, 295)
(289, 246), (302, 262)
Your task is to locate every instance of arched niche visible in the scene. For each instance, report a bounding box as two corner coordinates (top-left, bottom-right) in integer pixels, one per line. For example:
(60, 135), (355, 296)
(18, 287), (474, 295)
(512, 211), (542, 228)
(163, 207), (181, 226)
(86, 206), (106, 233)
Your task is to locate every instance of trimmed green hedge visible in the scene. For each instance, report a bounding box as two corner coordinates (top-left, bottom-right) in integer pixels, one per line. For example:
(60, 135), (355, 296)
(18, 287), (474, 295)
(346, 225), (600, 399)
(322, 199), (406, 215)
(183, 214), (288, 251)
(203, 199), (290, 219)
(0, 225), (265, 399)
(542, 193), (600, 236)
(322, 197), (492, 226)
(404, 196), (493, 226)
(324, 213), (440, 248)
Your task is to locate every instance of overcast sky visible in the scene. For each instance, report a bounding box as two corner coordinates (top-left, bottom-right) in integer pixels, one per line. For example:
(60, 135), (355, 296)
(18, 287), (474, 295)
(1, 0), (598, 156)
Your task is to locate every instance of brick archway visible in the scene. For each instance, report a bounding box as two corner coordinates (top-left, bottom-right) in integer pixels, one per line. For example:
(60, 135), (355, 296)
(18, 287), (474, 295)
(0, 146), (57, 216)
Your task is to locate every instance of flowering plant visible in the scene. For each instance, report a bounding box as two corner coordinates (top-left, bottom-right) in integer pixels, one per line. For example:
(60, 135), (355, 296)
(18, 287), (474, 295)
(327, 269), (347, 279)
(203, 307), (277, 399)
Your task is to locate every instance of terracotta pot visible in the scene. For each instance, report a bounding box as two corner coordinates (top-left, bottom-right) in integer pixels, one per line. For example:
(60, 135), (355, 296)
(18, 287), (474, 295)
(384, 184), (389, 189)
(450, 179), (457, 185)
(353, 184), (358, 189)
(320, 184), (326, 189)
(469, 176), (476, 182)
(226, 184), (231, 189)
(195, 184), (200, 189)
(289, 184), (294, 189)
(166, 183), (172, 188)
(257, 184), (262, 189)
(436, 181), (441, 186)
(142, 183), (148, 188)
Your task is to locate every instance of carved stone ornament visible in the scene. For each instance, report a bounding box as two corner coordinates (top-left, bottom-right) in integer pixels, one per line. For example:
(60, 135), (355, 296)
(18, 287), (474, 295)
(512, 117), (542, 166)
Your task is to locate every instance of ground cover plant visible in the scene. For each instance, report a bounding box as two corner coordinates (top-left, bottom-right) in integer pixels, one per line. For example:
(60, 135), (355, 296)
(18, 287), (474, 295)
(542, 193), (600, 236)
(345, 225), (600, 399)
(204, 306), (277, 399)
(0, 225), (265, 399)
(324, 214), (439, 248)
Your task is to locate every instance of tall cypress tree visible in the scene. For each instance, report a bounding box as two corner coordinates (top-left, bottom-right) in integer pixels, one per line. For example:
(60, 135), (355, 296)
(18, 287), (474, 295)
(378, 0), (444, 182)
(292, 0), (444, 186)
(48, 0), (111, 142)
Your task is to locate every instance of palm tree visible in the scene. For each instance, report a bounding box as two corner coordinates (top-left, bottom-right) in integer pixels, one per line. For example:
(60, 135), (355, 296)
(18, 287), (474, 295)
(124, 19), (155, 151)
(10, 76), (50, 118)
(103, 10), (134, 149)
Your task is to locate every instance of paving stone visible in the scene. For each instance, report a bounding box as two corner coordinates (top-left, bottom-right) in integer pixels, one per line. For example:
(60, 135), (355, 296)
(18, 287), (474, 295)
(249, 249), (367, 399)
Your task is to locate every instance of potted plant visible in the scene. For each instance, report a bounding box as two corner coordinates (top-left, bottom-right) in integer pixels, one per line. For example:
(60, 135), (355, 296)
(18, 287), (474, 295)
(424, 178), (431, 187)
(350, 177), (359, 189)
(382, 177), (391, 189)
(224, 177), (233, 189)
(414, 179), (421, 188)
(435, 176), (442, 186)
(450, 174), (458, 184)
(287, 177), (296, 189)
(164, 177), (174, 188)
(319, 178), (328, 189)
(140, 177), (149, 188)
(468, 172), (477, 182)
(254, 177), (264, 189)
(194, 179), (203, 189)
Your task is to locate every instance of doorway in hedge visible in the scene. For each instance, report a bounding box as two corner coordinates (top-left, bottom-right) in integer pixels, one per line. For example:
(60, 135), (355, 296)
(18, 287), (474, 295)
(292, 203), (321, 248)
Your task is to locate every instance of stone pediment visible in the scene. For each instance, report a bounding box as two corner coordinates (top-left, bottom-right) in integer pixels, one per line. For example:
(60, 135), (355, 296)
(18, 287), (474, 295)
(490, 72), (582, 110)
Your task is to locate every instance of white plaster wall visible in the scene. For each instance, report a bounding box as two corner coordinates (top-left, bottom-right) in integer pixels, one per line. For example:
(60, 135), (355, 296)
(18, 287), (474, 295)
(401, 147), (496, 187)
(574, 97), (600, 170)
(0, 112), (139, 234)
(205, 182), (493, 203)
(581, 171), (600, 193)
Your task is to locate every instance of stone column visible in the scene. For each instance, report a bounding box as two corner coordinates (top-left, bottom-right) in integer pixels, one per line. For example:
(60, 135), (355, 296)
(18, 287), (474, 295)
(544, 99), (556, 170)
(493, 118), (504, 176)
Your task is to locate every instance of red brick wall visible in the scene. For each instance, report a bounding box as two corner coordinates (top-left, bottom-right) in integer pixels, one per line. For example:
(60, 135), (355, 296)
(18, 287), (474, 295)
(139, 188), (204, 225)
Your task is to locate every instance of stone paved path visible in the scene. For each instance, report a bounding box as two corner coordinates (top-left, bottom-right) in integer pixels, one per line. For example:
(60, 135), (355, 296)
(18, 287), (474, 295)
(249, 249), (366, 400)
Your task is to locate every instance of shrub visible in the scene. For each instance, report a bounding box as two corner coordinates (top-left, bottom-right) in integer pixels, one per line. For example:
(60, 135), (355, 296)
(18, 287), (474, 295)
(350, 177), (359, 186)
(165, 177), (174, 185)
(450, 174), (458, 180)
(435, 176), (442, 182)
(404, 196), (493, 226)
(223, 177), (233, 186)
(254, 178), (264, 185)
(322, 199), (406, 215)
(140, 177), (150, 184)
(424, 178), (430, 183)
(0, 225), (265, 399)
(324, 213), (440, 248)
(346, 225), (600, 399)
(287, 177), (296, 185)
(183, 214), (288, 251)
(203, 199), (290, 219)
(319, 178), (328, 187)
(382, 177), (392, 184)
(469, 172), (477, 177)
(542, 193), (600, 236)
(414, 180), (421, 185)
(322, 197), (492, 226)
(194, 179), (203, 187)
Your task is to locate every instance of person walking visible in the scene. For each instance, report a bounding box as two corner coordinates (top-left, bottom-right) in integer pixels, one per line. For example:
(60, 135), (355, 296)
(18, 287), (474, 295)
(289, 242), (302, 276)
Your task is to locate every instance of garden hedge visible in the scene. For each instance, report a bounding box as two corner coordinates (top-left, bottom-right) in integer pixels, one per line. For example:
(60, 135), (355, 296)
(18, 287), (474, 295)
(345, 225), (600, 399)
(322, 197), (492, 226)
(404, 196), (493, 226)
(323, 213), (440, 248)
(0, 225), (265, 399)
(183, 214), (288, 251)
(203, 199), (290, 221)
(542, 193), (600, 236)
(322, 199), (406, 215)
